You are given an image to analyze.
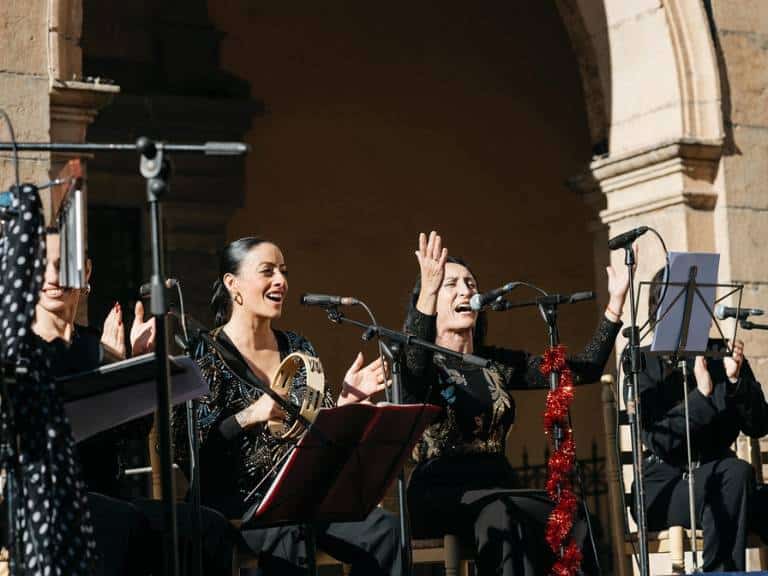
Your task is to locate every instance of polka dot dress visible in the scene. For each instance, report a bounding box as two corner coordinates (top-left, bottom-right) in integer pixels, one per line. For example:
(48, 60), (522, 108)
(0, 185), (96, 575)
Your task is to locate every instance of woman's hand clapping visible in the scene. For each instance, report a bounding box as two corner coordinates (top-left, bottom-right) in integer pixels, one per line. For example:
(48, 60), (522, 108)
(100, 303), (126, 360)
(338, 353), (388, 406)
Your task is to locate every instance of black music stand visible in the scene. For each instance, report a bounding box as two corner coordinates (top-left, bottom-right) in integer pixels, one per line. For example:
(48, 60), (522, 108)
(240, 402), (439, 575)
(55, 354), (208, 442)
(636, 252), (743, 572)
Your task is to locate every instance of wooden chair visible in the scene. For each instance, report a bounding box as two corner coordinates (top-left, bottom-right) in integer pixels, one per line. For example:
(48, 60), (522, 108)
(601, 374), (768, 574)
(412, 534), (474, 576)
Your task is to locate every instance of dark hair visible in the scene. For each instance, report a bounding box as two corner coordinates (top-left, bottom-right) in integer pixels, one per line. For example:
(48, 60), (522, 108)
(211, 236), (270, 327)
(647, 266), (666, 330)
(405, 256), (488, 349)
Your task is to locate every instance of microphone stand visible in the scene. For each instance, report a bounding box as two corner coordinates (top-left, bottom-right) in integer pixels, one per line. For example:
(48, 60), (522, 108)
(496, 288), (595, 562)
(0, 137), (249, 576)
(621, 244), (651, 576)
(322, 306), (489, 576)
(740, 320), (768, 331)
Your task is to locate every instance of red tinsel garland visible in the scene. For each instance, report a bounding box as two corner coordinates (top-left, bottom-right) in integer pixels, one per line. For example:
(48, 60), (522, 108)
(540, 345), (583, 576)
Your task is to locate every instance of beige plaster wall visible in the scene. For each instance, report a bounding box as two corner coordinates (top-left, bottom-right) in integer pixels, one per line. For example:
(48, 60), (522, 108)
(0, 1), (51, 192)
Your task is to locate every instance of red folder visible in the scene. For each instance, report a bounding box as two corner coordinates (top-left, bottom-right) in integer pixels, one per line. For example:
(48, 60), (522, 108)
(242, 402), (440, 526)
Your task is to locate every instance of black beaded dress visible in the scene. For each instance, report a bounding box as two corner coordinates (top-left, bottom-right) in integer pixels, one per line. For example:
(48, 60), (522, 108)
(404, 306), (621, 576)
(173, 329), (402, 576)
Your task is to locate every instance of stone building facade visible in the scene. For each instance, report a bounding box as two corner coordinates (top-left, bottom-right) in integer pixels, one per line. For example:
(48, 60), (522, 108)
(1, 0), (767, 572)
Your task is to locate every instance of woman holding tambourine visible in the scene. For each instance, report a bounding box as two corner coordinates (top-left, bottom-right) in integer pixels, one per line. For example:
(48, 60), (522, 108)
(172, 237), (401, 576)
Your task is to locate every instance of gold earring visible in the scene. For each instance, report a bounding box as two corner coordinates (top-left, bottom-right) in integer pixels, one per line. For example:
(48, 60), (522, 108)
(81, 283), (91, 295)
(234, 292), (243, 305)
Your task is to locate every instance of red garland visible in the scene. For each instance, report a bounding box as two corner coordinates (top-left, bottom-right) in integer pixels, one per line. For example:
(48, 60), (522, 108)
(540, 345), (582, 576)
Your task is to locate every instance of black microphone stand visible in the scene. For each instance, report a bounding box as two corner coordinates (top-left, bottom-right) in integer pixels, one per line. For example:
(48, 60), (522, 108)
(621, 245), (650, 576)
(323, 306), (489, 576)
(0, 137), (249, 576)
(741, 319), (768, 331)
(138, 138), (180, 576)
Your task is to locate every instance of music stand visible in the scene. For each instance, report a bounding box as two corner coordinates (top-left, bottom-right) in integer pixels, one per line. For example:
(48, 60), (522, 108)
(55, 354), (208, 442)
(240, 402), (439, 575)
(636, 252), (744, 572)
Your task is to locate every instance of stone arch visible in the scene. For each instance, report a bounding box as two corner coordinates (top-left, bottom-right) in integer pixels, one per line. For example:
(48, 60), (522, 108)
(557, 0), (723, 156)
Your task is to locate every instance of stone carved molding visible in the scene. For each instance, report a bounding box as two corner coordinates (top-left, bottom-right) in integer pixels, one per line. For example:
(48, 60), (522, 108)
(569, 138), (723, 224)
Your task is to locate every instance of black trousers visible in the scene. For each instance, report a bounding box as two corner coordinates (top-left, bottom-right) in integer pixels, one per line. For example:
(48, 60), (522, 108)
(89, 493), (241, 575)
(640, 455), (768, 571)
(241, 507), (401, 576)
(408, 454), (593, 576)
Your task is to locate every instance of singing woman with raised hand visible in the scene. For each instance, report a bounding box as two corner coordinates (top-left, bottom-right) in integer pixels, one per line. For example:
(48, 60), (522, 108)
(173, 236), (401, 576)
(402, 231), (631, 576)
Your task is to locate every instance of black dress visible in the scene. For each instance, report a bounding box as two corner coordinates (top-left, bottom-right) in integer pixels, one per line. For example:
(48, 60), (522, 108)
(404, 307), (621, 576)
(633, 349), (768, 571)
(173, 329), (401, 576)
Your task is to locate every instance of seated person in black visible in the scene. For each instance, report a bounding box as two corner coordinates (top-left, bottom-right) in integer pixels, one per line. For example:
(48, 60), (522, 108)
(32, 231), (238, 575)
(631, 267), (768, 571)
(402, 231), (630, 576)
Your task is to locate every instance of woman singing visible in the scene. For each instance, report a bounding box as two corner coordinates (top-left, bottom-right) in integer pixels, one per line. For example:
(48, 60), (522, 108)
(403, 231), (630, 576)
(173, 236), (401, 576)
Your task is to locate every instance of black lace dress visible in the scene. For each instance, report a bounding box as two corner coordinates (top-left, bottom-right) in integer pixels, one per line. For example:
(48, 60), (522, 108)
(404, 307), (621, 576)
(173, 329), (402, 576)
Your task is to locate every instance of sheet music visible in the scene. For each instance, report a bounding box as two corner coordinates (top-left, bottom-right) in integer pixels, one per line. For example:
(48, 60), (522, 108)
(246, 402), (440, 525)
(650, 252), (720, 355)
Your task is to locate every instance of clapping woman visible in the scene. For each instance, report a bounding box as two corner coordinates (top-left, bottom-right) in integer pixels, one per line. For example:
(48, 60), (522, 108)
(173, 237), (401, 576)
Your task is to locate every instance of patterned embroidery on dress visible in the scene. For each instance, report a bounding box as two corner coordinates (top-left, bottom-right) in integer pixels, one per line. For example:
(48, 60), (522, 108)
(413, 359), (514, 461)
(178, 330), (333, 508)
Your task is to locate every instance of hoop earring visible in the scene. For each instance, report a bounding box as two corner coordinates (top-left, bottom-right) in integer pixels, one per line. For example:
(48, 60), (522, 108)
(234, 293), (243, 306)
(82, 283), (91, 295)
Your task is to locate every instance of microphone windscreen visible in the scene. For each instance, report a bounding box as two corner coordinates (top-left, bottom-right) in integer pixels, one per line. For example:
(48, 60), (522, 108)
(715, 304), (726, 320)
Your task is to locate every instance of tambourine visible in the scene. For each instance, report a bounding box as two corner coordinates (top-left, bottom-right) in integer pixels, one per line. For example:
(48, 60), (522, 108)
(267, 352), (326, 440)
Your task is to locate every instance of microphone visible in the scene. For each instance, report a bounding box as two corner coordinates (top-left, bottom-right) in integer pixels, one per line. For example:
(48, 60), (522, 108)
(490, 291), (595, 311)
(300, 293), (359, 307)
(139, 278), (178, 297)
(608, 226), (649, 251)
(715, 304), (764, 320)
(469, 282), (520, 312)
(566, 291), (597, 304)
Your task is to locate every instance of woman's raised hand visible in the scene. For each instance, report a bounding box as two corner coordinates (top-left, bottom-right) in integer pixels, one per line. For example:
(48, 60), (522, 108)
(338, 353), (388, 406)
(604, 243), (638, 322)
(415, 231), (448, 315)
(100, 302), (126, 359)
